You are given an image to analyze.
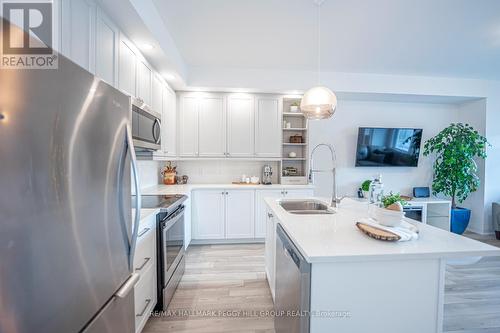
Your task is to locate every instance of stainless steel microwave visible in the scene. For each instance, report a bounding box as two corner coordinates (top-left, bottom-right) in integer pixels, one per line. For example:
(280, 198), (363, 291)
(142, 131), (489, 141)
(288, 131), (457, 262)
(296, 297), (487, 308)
(131, 97), (161, 151)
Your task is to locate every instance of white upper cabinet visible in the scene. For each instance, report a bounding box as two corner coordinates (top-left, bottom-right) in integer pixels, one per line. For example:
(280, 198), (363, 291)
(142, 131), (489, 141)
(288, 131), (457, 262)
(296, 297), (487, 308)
(179, 94), (199, 157)
(255, 95), (282, 158)
(137, 60), (152, 106)
(225, 190), (255, 239)
(61, 0), (96, 73)
(152, 74), (163, 114)
(118, 36), (136, 97)
(227, 95), (255, 157)
(192, 190), (225, 240)
(198, 94), (226, 157)
(162, 85), (176, 157)
(95, 8), (119, 86)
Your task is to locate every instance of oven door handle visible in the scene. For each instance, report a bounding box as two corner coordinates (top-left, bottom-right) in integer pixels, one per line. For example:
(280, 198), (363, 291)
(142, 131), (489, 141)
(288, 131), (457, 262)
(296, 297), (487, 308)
(162, 206), (185, 231)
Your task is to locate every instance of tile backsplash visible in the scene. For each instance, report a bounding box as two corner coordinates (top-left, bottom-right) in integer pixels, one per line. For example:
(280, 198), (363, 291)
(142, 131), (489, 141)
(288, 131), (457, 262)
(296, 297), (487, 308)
(162, 160), (279, 184)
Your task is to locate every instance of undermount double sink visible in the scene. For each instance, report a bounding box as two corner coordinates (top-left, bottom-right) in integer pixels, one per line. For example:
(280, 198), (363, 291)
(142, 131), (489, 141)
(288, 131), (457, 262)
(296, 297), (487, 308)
(279, 199), (335, 215)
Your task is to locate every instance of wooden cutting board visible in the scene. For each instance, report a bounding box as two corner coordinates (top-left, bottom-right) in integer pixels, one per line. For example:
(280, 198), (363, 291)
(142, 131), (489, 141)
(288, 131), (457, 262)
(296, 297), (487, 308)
(356, 222), (401, 241)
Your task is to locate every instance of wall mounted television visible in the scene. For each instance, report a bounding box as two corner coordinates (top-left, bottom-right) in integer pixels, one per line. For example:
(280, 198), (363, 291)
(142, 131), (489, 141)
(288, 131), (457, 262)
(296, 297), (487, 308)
(355, 127), (423, 167)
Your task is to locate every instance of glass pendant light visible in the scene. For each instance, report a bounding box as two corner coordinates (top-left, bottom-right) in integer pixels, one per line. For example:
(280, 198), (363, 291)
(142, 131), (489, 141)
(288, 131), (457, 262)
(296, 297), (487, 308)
(301, 0), (337, 120)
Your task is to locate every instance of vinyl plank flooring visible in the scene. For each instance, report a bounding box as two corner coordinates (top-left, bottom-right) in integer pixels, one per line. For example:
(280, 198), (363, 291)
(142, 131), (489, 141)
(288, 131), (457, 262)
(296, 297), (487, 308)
(144, 234), (500, 333)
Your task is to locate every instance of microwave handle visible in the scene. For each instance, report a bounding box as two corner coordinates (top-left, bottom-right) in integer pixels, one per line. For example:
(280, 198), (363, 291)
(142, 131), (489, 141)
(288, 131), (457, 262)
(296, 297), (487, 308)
(152, 118), (161, 144)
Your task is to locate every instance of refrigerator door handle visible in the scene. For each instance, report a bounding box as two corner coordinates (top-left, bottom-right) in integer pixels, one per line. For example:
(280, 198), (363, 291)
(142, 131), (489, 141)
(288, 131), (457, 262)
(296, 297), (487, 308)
(115, 273), (140, 298)
(127, 125), (141, 270)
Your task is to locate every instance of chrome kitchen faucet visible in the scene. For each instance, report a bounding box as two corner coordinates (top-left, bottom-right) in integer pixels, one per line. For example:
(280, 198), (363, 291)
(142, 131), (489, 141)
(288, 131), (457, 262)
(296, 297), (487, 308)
(308, 143), (344, 208)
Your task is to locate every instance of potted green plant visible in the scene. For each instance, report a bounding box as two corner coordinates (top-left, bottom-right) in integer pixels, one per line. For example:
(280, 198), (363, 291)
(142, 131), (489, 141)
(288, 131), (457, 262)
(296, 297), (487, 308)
(423, 123), (489, 234)
(361, 180), (371, 199)
(290, 101), (300, 112)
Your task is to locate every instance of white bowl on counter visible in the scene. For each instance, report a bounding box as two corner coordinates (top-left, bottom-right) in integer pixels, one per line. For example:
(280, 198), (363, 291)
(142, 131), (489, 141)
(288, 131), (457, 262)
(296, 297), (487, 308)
(368, 205), (406, 227)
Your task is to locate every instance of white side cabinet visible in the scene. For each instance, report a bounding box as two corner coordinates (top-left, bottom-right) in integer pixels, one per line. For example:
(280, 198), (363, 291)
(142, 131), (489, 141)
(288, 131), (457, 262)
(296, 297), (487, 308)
(255, 95), (282, 158)
(60, 0), (96, 73)
(137, 60), (152, 106)
(255, 188), (314, 238)
(95, 7), (119, 86)
(133, 214), (157, 333)
(192, 189), (256, 240)
(152, 73), (163, 114)
(179, 94), (199, 157)
(227, 95), (255, 157)
(161, 85), (177, 157)
(118, 36), (137, 97)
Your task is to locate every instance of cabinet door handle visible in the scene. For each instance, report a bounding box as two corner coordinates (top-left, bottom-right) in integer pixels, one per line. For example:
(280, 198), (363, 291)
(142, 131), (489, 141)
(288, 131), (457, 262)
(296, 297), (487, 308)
(267, 212), (273, 218)
(135, 257), (151, 271)
(136, 299), (152, 317)
(138, 227), (150, 238)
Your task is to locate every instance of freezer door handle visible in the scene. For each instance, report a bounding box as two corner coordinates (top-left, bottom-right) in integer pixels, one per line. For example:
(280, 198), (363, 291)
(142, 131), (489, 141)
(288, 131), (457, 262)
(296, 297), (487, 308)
(115, 273), (140, 298)
(127, 125), (141, 269)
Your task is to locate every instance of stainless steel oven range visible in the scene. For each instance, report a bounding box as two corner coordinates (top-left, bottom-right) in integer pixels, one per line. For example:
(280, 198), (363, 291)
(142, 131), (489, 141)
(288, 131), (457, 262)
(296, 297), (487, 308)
(133, 194), (187, 311)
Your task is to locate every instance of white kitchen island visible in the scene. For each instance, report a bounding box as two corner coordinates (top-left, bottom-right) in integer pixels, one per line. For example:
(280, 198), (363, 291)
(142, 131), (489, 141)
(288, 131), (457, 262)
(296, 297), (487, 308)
(265, 198), (500, 333)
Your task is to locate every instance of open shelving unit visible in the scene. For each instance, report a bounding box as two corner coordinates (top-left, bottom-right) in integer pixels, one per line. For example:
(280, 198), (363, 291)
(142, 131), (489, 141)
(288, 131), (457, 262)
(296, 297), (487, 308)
(280, 97), (309, 185)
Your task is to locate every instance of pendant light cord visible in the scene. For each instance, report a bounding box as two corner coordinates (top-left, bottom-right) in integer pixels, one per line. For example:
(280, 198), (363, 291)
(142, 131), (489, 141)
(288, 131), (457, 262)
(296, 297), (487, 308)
(317, 1), (321, 85)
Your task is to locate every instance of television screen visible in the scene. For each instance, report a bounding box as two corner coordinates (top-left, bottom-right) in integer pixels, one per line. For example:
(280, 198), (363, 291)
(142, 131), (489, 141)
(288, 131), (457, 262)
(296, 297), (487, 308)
(355, 127), (423, 167)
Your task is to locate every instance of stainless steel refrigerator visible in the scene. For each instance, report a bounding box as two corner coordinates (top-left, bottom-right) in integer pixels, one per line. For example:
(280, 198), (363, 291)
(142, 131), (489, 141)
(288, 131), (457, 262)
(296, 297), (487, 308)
(0, 20), (141, 333)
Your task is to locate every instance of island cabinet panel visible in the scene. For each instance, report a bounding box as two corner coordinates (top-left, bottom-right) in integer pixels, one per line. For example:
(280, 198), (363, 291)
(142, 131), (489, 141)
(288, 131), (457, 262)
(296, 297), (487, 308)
(256, 190), (283, 238)
(192, 190), (225, 239)
(264, 208), (277, 301)
(309, 259), (444, 333)
(225, 190), (255, 239)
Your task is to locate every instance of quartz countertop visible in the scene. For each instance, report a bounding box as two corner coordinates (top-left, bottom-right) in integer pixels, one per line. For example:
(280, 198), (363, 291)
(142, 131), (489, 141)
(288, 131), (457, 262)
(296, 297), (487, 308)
(265, 197), (500, 263)
(141, 183), (314, 196)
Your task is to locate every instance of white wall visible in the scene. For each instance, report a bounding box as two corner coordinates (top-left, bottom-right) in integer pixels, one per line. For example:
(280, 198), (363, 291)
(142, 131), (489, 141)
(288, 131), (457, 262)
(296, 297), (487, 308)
(457, 99), (487, 233)
(309, 99), (460, 199)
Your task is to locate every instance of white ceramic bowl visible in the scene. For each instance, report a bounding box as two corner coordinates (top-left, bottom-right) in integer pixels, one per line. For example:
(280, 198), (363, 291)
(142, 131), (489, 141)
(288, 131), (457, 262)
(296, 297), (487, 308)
(369, 205), (405, 227)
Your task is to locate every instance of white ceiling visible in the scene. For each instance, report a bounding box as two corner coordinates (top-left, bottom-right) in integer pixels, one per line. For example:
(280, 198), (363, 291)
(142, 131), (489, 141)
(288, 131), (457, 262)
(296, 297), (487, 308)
(152, 0), (500, 80)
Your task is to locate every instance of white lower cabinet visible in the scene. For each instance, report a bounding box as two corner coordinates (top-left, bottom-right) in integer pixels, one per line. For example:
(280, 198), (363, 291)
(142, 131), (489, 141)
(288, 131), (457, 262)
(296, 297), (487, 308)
(192, 189), (256, 240)
(192, 190), (226, 239)
(255, 189), (314, 238)
(264, 208), (277, 301)
(226, 190), (255, 239)
(133, 214), (157, 333)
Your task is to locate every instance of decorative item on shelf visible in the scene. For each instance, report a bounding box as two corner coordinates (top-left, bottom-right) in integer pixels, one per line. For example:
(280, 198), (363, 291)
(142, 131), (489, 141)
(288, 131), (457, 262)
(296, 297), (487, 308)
(423, 123), (489, 234)
(250, 176), (260, 184)
(290, 101), (300, 113)
(288, 151), (297, 158)
(283, 166), (298, 176)
(175, 175), (189, 185)
(289, 135), (303, 143)
(361, 180), (371, 199)
(160, 161), (177, 185)
(285, 122), (292, 129)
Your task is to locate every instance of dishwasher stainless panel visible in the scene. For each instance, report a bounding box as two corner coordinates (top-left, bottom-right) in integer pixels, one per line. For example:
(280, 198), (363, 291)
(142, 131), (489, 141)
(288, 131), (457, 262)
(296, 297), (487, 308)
(274, 224), (311, 333)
